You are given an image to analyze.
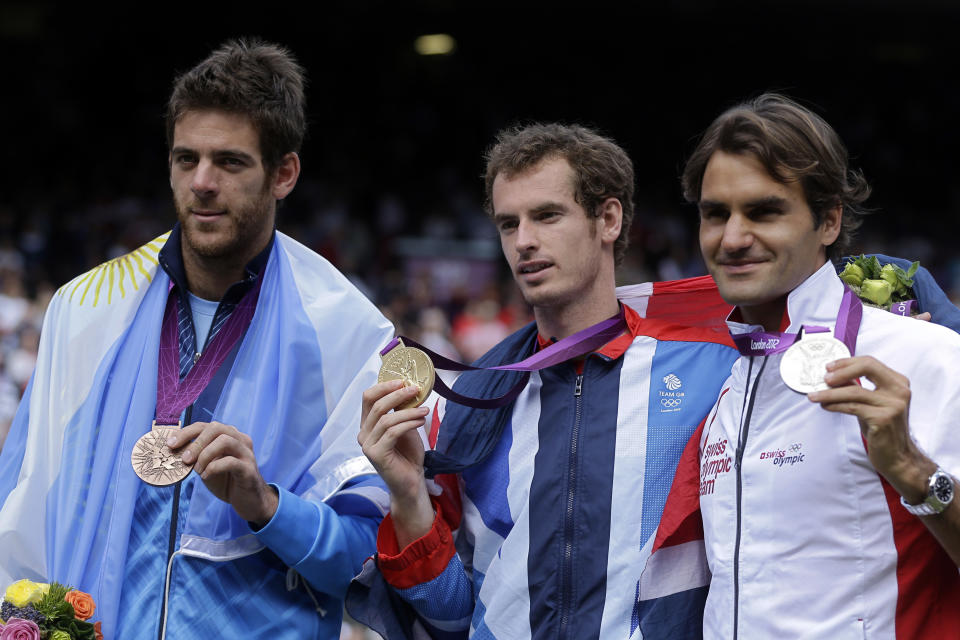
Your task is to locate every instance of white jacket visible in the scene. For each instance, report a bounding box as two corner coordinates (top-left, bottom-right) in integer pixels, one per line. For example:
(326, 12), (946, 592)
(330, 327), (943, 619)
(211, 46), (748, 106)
(699, 261), (960, 639)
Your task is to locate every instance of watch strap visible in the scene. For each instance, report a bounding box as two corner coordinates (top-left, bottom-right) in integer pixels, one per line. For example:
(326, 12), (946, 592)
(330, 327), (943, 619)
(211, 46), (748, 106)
(900, 494), (940, 516)
(900, 468), (953, 516)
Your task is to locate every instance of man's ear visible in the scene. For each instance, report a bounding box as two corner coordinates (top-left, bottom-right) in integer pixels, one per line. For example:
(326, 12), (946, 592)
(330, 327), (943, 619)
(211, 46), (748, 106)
(271, 152), (301, 200)
(820, 203), (842, 247)
(598, 197), (623, 246)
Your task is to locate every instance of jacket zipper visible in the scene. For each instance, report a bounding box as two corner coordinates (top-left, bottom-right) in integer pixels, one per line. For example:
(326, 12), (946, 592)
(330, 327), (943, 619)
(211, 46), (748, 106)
(732, 356), (767, 640)
(157, 404), (191, 640)
(557, 371), (584, 639)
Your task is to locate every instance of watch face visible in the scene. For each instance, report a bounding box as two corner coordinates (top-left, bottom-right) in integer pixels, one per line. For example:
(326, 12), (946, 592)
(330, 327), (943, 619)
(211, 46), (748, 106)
(933, 474), (954, 504)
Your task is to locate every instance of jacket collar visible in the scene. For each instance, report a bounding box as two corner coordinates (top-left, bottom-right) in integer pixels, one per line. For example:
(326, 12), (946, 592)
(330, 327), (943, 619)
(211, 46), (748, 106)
(158, 222), (273, 300)
(726, 260), (845, 336)
(535, 303), (643, 362)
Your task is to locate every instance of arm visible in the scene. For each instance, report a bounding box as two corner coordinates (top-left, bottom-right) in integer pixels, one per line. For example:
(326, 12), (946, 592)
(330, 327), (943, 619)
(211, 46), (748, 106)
(166, 423), (386, 597)
(809, 356), (960, 565)
(376, 495), (474, 638)
(252, 478), (382, 598)
(358, 382), (474, 637)
(358, 381), (434, 547)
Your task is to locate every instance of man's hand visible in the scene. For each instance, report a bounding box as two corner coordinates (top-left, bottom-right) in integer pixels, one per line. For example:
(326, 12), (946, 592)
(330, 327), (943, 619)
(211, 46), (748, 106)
(809, 355), (960, 566)
(808, 356), (933, 501)
(359, 380), (434, 548)
(166, 422), (278, 527)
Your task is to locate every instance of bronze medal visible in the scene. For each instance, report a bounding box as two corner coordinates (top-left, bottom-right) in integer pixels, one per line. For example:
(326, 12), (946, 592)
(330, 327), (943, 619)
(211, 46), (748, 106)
(131, 421), (193, 486)
(378, 339), (435, 409)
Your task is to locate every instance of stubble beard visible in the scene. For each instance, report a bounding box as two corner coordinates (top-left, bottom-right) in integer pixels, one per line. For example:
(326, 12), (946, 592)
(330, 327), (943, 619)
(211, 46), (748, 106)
(175, 187), (275, 262)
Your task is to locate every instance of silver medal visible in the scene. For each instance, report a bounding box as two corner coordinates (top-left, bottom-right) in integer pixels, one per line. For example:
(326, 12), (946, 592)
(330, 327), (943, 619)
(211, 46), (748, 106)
(779, 333), (850, 394)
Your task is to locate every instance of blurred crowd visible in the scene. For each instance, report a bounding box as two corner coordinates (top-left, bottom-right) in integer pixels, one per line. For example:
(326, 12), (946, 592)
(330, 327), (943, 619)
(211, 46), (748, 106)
(3, 171), (960, 451)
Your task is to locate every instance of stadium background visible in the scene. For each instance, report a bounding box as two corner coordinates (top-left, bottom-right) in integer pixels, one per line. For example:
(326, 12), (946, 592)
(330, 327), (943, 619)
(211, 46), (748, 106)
(2, 3), (957, 636)
(2, 1), (958, 444)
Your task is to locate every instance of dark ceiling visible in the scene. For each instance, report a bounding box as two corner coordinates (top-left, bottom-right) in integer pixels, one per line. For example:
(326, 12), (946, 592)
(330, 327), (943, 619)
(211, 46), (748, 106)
(3, 2), (958, 246)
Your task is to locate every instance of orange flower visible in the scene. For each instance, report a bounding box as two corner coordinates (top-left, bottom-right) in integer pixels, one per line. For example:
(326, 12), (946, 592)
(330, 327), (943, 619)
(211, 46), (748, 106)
(94, 621), (103, 640)
(64, 589), (96, 621)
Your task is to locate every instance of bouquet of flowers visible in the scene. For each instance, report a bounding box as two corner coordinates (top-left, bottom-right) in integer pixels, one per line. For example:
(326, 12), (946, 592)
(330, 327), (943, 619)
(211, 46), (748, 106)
(839, 255), (920, 311)
(0, 580), (101, 640)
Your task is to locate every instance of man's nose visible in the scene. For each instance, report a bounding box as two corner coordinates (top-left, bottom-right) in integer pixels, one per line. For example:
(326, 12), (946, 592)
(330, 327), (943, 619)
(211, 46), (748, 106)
(720, 213), (754, 253)
(514, 218), (538, 253)
(190, 160), (219, 199)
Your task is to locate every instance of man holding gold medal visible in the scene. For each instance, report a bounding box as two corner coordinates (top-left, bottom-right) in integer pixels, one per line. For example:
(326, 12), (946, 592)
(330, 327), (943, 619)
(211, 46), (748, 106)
(353, 124), (740, 638)
(0, 40), (394, 638)
(682, 94), (960, 638)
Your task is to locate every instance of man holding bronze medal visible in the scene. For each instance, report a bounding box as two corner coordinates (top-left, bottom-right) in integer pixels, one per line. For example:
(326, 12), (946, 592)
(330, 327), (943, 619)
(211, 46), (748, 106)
(683, 94), (960, 637)
(352, 124), (740, 638)
(0, 40), (394, 638)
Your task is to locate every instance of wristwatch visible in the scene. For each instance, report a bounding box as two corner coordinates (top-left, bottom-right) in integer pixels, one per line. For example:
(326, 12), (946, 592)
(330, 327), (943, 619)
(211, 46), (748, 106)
(900, 468), (955, 516)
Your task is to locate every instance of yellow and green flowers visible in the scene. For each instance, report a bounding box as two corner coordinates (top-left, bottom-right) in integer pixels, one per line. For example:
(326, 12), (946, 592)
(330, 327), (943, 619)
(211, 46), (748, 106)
(839, 256), (919, 309)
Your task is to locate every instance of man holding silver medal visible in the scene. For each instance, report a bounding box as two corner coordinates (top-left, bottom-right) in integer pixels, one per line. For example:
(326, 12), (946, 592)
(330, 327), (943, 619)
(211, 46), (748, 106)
(685, 93), (960, 637)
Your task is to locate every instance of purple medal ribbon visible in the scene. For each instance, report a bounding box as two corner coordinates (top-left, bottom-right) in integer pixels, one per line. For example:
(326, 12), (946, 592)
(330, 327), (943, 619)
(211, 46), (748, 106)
(382, 307), (628, 409)
(155, 277), (263, 425)
(731, 286), (863, 357)
(889, 299), (917, 317)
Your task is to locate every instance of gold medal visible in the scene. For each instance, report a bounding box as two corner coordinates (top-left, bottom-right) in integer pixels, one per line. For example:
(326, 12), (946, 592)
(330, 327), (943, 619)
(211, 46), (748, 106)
(131, 421), (194, 486)
(378, 339), (435, 409)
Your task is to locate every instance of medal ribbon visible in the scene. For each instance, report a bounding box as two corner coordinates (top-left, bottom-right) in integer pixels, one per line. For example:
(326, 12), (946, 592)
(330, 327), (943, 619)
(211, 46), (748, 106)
(154, 276), (263, 425)
(383, 306), (628, 409)
(731, 286), (863, 357)
(890, 299), (917, 317)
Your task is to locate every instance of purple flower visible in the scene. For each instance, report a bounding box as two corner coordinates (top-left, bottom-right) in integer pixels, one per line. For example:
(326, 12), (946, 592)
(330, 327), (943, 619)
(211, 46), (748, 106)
(0, 618), (40, 640)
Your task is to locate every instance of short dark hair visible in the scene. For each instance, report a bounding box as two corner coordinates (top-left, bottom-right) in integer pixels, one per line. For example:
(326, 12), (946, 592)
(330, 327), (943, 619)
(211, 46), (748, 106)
(681, 93), (870, 261)
(484, 123), (635, 265)
(165, 38), (306, 174)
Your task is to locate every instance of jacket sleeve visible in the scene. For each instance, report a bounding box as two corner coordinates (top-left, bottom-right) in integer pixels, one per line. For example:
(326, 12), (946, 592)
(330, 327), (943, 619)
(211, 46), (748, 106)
(252, 476), (383, 599)
(376, 494), (474, 639)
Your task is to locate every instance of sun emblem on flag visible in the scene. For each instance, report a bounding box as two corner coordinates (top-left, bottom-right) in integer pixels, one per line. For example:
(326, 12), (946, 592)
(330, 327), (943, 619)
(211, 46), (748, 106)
(60, 232), (169, 306)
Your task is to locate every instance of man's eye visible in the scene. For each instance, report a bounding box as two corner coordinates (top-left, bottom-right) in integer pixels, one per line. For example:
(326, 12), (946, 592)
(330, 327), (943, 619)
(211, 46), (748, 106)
(752, 207), (782, 218)
(499, 220), (518, 231)
(174, 155), (196, 166)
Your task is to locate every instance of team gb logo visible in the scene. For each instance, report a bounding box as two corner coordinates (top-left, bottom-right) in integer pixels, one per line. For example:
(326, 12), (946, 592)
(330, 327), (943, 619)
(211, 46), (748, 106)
(663, 374), (682, 390)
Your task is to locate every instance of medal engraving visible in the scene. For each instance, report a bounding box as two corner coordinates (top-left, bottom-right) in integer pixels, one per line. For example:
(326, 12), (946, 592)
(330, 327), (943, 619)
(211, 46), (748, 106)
(780, 334), (851, 394)
(378, 339), (435, 408)
(131, 422), (193, 486)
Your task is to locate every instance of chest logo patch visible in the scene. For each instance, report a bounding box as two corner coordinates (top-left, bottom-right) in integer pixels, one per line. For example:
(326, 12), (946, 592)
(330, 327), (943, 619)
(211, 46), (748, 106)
(659, 373), (685, 412)
(759, 442), (805, 468)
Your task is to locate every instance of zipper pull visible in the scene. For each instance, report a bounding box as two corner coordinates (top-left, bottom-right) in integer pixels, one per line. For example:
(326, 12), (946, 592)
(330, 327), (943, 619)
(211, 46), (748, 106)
(574, 374), (583, 397)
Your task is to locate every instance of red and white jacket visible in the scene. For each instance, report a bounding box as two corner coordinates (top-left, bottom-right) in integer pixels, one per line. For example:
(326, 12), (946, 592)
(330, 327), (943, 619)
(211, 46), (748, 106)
(699, 261), (960, 639)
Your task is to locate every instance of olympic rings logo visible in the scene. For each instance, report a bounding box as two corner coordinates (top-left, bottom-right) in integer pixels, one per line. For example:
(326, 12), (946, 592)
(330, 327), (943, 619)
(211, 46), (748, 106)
(661, 398), (682, 408)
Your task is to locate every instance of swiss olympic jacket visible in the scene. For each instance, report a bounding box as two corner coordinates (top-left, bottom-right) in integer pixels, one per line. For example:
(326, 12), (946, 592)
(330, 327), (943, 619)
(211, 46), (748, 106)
(699, 261), (960, 639)
(353, 293), (739, 640)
